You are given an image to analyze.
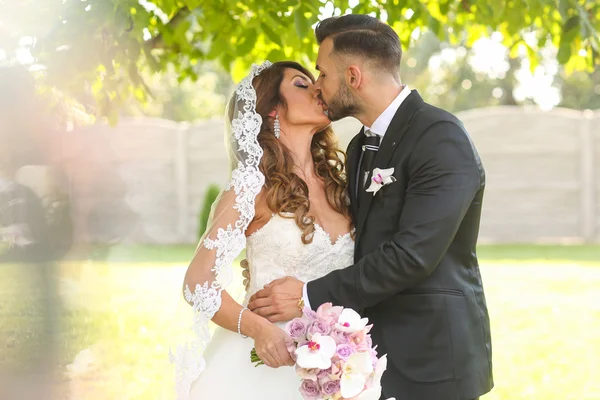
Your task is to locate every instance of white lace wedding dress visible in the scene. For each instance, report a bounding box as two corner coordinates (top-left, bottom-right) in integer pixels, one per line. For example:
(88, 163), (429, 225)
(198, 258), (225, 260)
(189, 213), (354, 399)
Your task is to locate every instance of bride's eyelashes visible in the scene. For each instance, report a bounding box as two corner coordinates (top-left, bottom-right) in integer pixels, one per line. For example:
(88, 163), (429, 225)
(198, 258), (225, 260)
(292, 76), (310, 89)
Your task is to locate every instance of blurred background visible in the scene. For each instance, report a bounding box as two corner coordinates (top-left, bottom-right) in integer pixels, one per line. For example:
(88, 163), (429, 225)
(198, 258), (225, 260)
(0, 1), (598, 399)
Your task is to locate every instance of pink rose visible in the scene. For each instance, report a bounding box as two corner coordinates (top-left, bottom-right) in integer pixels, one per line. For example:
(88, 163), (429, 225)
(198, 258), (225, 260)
(299, 379), (321, 399)
(317, 367), (332, 379)
(330, 329), (351, 345)
(319, 375), (341, 396)
(286, 318), (308, 341)
(336, 344), (356, 360)
(307, 319), (332, 339)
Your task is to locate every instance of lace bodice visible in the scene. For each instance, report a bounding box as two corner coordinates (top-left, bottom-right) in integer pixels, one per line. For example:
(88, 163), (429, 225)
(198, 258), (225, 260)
(243, 213), (354, 305)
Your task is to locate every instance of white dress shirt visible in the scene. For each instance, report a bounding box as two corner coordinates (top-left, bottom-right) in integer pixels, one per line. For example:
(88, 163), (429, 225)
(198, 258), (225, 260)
(302, 86), (412, 309)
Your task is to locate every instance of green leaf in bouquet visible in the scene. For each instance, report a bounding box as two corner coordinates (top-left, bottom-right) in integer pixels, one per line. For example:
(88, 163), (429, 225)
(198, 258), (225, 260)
(250, 347), (265, 367)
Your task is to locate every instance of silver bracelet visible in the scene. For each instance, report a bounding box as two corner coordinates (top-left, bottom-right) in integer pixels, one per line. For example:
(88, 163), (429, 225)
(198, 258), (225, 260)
(237, 307), (249, 338)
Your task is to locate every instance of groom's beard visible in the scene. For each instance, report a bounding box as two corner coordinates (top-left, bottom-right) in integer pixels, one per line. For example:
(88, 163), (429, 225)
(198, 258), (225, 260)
(324, 83), (362, 121)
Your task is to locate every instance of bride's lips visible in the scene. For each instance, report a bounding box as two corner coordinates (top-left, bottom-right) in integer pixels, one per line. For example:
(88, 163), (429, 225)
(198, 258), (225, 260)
(316, 97), (328, 110)
(316, 97), (329, 117)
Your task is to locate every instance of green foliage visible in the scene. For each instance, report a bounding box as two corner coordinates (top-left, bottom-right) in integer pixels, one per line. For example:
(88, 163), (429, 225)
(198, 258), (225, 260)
(197, 184), (221, 241)
(557, 66), (600, 109)
(400, 33), (511, 112)
(4, 246), (599, 398)
(0, 0), (598, 121)
(120, 62), (234, 121)
(396, 29), (600, 112)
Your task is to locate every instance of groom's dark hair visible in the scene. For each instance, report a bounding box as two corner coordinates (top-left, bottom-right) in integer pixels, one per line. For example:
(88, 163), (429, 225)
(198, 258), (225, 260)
(315, 15), (402, 75)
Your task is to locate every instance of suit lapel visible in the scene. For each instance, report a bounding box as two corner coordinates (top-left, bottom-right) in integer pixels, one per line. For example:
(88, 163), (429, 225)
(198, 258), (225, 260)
(355, 90), (424, 236)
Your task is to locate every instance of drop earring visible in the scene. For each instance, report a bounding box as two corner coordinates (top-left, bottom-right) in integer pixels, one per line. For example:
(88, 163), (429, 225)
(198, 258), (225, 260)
(274, 114), (280, 139)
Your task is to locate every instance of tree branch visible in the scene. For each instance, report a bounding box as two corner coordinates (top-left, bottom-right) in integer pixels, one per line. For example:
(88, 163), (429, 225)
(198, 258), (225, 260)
(148, 7), (192, 49)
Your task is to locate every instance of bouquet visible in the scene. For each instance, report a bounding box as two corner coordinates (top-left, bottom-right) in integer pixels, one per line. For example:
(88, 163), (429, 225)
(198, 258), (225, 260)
(250, 303), (393, 400)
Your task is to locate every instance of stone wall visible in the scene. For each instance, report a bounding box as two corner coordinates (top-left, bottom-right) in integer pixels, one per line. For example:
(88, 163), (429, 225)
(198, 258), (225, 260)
(59, 106), (598, 244)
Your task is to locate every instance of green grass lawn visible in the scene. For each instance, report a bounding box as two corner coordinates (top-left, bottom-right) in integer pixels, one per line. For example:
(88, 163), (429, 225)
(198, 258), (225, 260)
(1, 244), (599, 399)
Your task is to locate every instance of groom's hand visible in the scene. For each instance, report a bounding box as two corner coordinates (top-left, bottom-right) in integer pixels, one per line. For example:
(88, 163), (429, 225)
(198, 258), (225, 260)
(248, 277), (303, 322)
(240, 259), (251, 291)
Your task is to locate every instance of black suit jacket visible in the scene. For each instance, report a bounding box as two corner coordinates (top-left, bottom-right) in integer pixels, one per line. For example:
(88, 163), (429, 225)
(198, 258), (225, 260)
(307, 91), (493, 400)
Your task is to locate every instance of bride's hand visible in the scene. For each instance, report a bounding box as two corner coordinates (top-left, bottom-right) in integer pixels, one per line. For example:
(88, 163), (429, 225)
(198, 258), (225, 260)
(251, 321), (295, 369)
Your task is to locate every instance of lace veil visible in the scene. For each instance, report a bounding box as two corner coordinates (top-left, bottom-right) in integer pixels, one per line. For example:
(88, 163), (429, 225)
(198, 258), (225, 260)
(168, 61), (272, 399)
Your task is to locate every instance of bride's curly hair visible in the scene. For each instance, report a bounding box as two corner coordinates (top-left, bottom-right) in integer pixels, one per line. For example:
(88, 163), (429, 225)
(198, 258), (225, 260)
(234, 61), (350, 244)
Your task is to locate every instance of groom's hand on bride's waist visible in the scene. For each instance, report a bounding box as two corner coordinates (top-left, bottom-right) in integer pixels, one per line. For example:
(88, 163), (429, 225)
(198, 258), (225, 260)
(240, 259), (250, 291)
(248, 277), (304, 323)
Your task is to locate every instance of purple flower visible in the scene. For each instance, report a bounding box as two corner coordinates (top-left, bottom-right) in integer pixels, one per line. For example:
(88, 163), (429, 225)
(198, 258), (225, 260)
(286, 318), (308, 341)
(330, 329), (351, 345)
(303, 307), (318, 322)
(299, 379), (321, 399)
(307, 319), (332, 339)
(317, 367), (332, 379)
(336, 344), (356, 360)
(287, 341), (298, 362)
(319, 376), (341, 396)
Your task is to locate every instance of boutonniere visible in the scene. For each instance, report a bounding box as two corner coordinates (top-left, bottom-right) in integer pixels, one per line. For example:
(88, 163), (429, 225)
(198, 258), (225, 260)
(366, 167), (396, 195)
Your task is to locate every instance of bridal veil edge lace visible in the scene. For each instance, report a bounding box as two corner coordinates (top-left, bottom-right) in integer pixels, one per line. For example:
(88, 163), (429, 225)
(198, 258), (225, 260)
(168, 61), (272, 400)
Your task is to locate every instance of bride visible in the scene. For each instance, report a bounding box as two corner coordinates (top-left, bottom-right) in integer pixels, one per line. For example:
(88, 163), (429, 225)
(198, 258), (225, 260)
(171, 61), (355, 399)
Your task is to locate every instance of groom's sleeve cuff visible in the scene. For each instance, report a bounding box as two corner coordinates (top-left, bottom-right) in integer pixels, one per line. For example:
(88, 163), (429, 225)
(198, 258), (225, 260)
(302, 283), (312, 310)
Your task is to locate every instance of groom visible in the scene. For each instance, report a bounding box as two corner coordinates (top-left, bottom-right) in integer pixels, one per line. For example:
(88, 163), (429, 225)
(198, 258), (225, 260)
(249, 15), (493, 400)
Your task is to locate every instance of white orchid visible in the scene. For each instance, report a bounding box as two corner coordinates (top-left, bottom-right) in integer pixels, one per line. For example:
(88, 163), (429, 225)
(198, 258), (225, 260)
(355, 387), (381, 400)
(335, 308), (369, 333)
(295, 333), (337, 370)
(355, 354), (389, 400)
(342, 355), (394, 400)
(340, 352), (373, 398)
(365, 167), (396, 195)
(372, 354), (388, 388)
